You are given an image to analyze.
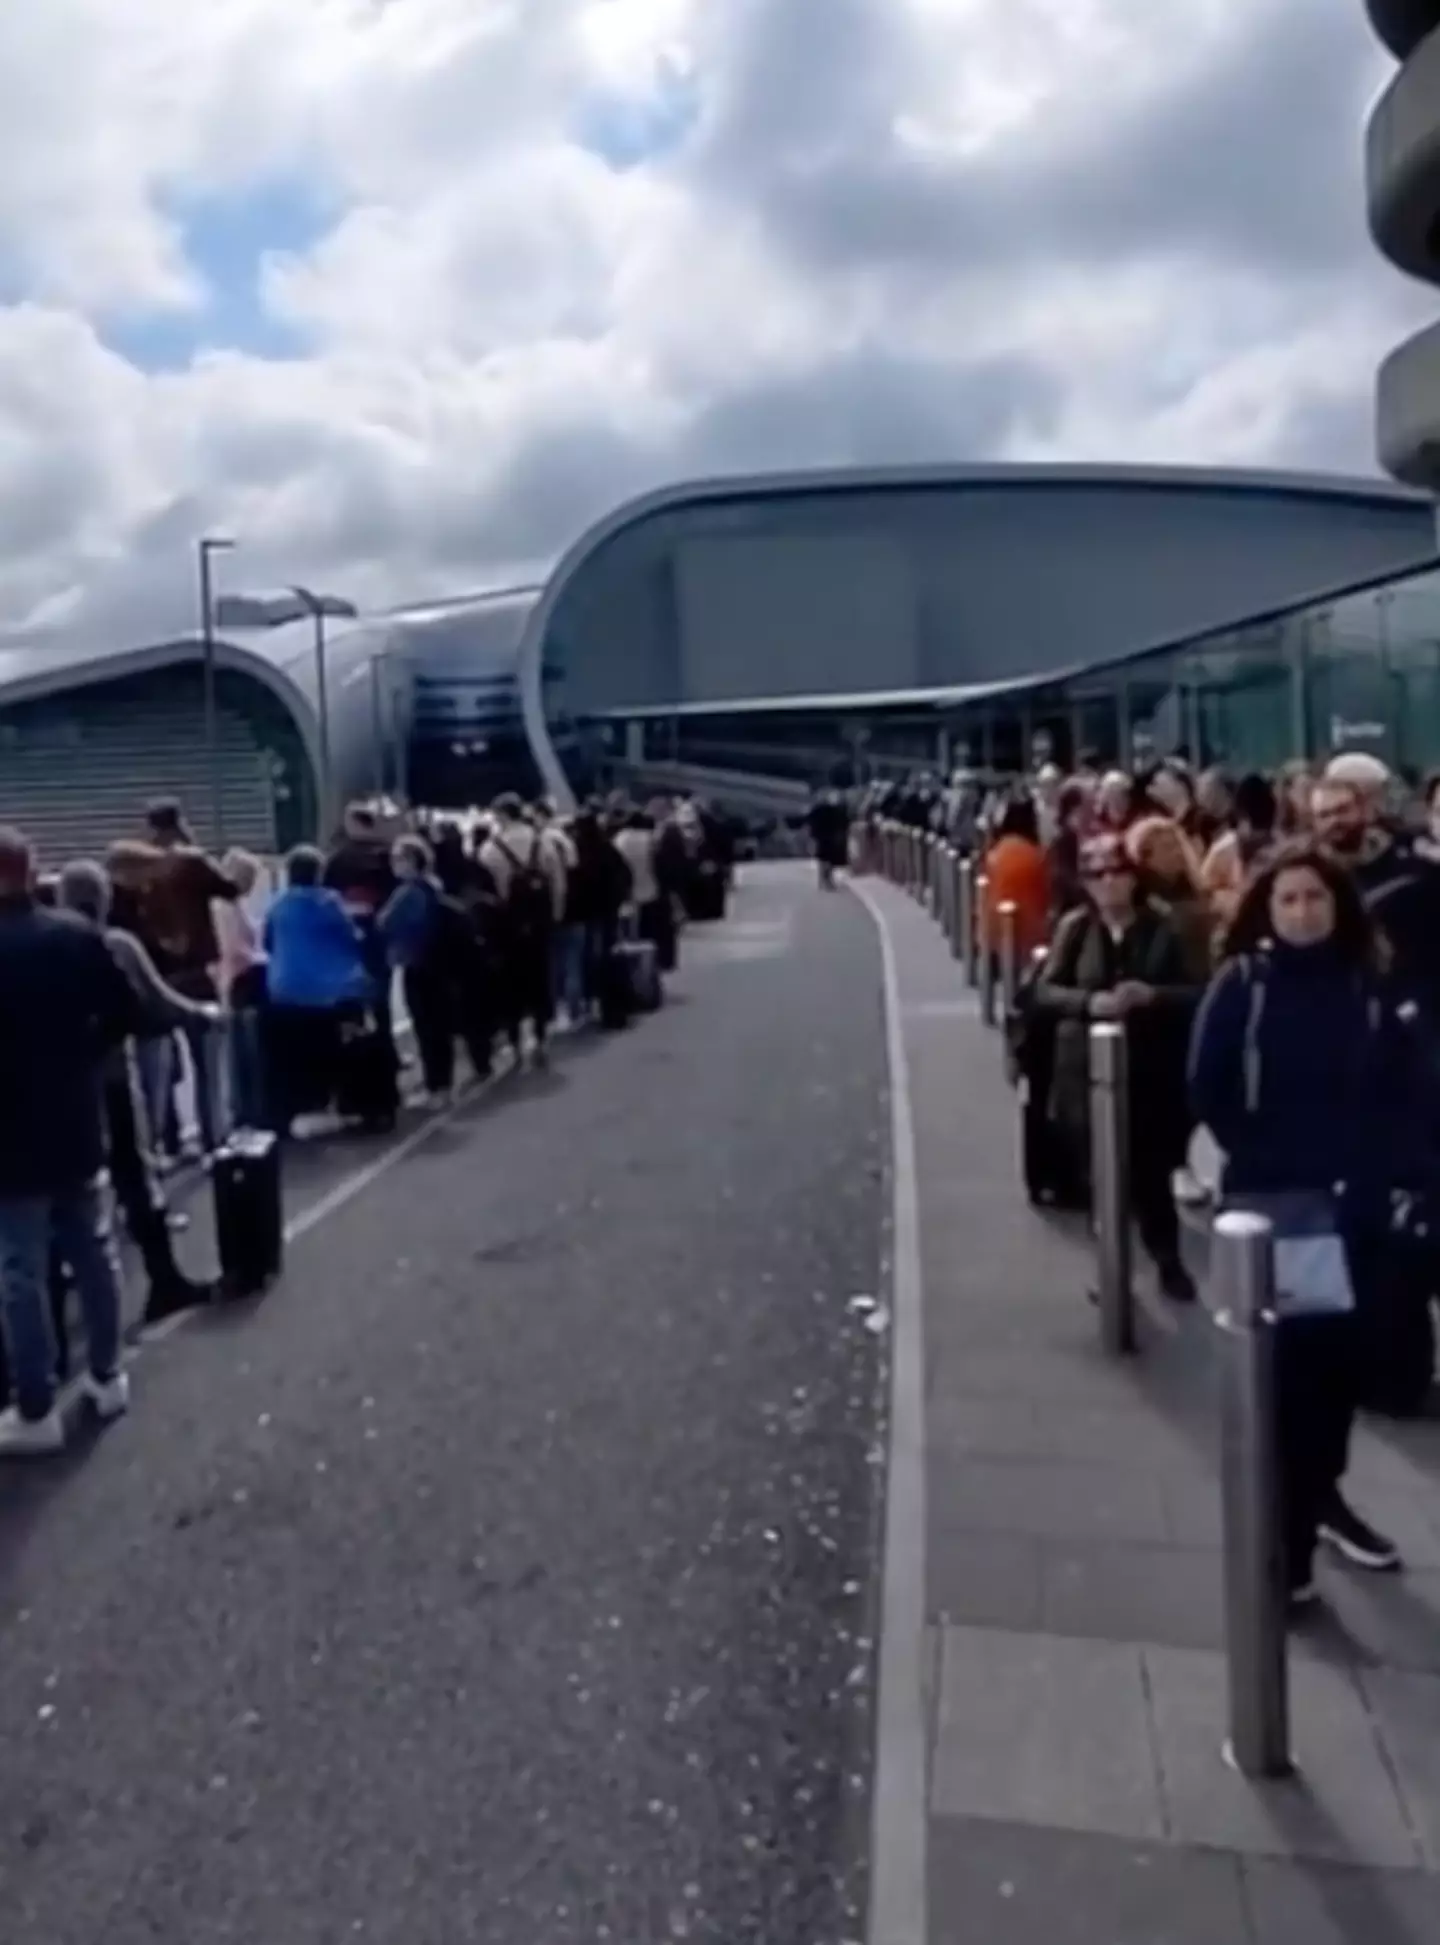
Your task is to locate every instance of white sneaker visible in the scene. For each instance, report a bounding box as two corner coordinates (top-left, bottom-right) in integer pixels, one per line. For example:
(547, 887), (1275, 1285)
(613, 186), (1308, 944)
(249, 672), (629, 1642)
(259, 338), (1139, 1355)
(291, 1110), (341, 1141)
(82, 1369), (130, 1423)
(1172, 1166), (1210, 1208)
(0, 1406), (66, 1457)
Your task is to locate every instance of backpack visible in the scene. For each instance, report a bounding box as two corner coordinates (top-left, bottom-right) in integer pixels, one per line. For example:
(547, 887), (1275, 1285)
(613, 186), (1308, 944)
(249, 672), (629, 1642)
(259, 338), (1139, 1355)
(495, 832), (553, 945)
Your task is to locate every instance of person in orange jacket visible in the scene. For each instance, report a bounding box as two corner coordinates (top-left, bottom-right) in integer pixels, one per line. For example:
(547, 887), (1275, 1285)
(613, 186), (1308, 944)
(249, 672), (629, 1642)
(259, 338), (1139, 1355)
(983, 796), (1052, 961)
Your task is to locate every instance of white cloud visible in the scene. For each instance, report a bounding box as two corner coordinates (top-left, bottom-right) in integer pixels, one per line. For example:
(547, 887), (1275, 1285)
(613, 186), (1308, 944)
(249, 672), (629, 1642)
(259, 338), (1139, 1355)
(0, 0), (1426, 652)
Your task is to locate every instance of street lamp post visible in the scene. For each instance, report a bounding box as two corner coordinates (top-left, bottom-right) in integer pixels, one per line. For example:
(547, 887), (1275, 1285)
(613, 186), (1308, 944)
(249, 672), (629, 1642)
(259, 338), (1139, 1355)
(213, 583), (356, 842)
(197, 535), (235, 851)
(290, 589), (333, 838)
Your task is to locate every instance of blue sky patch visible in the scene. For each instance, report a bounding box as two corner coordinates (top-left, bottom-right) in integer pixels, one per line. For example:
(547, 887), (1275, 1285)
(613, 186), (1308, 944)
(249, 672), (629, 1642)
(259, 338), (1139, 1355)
(576, 71), (700, 169)
(102, 179), (336, 371)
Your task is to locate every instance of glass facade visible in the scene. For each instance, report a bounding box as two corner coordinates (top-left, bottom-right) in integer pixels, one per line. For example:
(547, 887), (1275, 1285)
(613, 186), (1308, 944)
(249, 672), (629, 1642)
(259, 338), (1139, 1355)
(612, 562), (1440, 786)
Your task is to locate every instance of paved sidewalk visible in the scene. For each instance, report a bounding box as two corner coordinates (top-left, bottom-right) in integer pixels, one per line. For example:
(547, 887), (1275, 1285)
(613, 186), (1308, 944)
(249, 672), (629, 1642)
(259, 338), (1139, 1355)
(866, 875), (1440, 1944)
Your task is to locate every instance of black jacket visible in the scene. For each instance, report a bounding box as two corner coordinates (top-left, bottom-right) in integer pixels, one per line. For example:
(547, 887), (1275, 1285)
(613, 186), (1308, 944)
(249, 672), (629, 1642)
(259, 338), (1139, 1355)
(0, 897), (138, 1195)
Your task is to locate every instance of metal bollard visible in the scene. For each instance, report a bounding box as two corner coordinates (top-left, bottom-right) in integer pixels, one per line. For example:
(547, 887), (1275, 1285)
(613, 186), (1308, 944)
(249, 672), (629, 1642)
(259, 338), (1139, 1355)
(1214, 1212), (1292, 1779)
(1088, 1021), (1136, 1355)
(977, 876), (996, 1025)
(958, 859), (976, 983)
(998, 901), (1020, 1019)
(938, 843), (955, 943)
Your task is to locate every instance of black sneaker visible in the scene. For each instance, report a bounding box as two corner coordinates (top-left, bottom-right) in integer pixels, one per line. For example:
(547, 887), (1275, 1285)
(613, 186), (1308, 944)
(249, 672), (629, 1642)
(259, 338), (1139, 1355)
(142, 1278), (217, 1328)
(1318, 1495), (1402, 1572)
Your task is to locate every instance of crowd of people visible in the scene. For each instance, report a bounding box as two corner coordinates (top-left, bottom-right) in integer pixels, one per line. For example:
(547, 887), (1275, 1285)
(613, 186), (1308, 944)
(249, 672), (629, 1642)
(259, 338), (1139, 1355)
(0, 789), (736, 1456)
(862, 749), (1440, 1607)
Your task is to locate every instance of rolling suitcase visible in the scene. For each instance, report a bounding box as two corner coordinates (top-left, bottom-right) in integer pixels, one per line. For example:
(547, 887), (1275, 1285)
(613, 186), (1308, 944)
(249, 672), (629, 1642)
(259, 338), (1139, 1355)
(597, 948), (635, 1030)
(213, 1130), (284, 1297)
(616, 938), (662, 1014)
(335, 1011), (399, 1131)
(686, 863), (726, 923)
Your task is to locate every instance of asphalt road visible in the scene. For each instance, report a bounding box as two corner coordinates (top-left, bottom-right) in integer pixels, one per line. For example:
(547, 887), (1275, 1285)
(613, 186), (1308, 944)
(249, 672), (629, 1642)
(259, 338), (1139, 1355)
(0, 865), (890, 1945)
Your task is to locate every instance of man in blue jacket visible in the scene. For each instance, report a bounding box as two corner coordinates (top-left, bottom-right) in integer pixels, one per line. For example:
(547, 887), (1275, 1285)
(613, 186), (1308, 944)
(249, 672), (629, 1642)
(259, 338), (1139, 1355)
(0, 827), (138, 1454)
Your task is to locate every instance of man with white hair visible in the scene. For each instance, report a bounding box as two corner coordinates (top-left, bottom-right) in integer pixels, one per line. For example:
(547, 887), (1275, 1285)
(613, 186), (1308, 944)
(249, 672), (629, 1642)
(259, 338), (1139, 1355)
(1313, 756), (1440, 1026)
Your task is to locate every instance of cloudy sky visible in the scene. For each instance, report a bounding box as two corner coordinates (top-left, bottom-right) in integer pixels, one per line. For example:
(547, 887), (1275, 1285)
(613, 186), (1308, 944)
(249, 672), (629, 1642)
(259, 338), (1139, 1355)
(0, 0), (1426, 649)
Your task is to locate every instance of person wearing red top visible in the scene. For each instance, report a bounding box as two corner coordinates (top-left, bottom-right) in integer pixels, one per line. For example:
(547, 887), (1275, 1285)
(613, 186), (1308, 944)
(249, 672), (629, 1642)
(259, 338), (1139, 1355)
(983, 796), (1052, 961)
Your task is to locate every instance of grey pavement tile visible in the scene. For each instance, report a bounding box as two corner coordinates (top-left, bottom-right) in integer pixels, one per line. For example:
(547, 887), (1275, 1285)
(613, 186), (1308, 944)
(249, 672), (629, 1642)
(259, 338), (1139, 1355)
(1348, 1423), (1440, 1498)
(1357, 1668), (1440, 1869)
(1143, 1645), (1422, 1868)
(1041, 1540), (1228, 1653)
(929, 1819), (1248, 1945)
(1240, 1856), (1440, 1942)
(1161, 1474), (1226, 1550)
(1301, 1570), (1440, 1678)
(931, 1344), (1148, 1409)
(928, 1530), (1044, 1630)
(931, 1454), (1171, 1545)
(928, 1394), (1205, 1474)
(932, 1627), (1165, 1839)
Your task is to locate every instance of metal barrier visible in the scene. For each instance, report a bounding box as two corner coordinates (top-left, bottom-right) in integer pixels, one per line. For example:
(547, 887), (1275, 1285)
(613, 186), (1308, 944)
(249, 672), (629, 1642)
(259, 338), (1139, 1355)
(998, 902), (1020, 1020)
(938, 842), (955, 943)
(977, 875), (995, 1026)
(958, 859), (976, 983)
(1088, 1021), (1136, 1354)
(1214, 1211), (1292, 1778)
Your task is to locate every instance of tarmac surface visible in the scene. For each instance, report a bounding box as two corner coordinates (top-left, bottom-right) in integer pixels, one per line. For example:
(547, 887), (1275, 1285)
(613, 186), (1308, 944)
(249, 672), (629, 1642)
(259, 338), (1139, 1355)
(0, 866), (889, 1945)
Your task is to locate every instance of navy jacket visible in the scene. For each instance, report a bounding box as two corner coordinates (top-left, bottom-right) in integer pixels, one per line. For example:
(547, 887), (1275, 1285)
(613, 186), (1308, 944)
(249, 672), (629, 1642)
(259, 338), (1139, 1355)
(1188, 940), (1432, 1226)
(0, 897), (139, 1196)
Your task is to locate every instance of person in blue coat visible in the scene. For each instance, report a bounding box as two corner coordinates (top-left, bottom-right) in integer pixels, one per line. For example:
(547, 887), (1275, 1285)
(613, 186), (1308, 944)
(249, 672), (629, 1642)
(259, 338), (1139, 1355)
(1189, 840), (1434, 1604)
(263, 846), (373, 1134)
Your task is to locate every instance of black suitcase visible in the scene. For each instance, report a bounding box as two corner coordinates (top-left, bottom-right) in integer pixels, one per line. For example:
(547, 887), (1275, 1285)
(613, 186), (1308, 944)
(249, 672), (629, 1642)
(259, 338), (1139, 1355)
(335, 1012), (399, 1131)
(596, 949), (634, 1030)
(213, 1130), (284, 1298)
(685, 865), (726, 923)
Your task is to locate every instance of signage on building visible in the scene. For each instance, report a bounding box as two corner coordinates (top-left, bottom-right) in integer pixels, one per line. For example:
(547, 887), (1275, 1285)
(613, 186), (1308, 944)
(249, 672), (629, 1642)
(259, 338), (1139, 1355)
(1329, 715), (1386, 747)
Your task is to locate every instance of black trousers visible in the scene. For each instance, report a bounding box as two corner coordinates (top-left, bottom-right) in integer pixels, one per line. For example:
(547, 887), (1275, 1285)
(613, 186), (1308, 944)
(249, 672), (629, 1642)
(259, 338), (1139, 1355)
(1276, 1311), (1357, 1586)
(404, 964), (455, 1094)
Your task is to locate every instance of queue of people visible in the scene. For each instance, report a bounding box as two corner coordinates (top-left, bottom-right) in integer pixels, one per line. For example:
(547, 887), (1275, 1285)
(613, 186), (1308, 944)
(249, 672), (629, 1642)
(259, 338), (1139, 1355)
(863, 748), (1440, 1609)
(0, 788), (735, 1457)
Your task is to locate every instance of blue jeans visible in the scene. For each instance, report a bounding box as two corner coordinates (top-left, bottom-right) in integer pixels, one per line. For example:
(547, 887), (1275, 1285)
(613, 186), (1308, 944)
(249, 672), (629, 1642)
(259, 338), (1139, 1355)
(227, 1007), (267, 1131)
(0, 1178), (124, 1420)
(551, 924), (587, 1019)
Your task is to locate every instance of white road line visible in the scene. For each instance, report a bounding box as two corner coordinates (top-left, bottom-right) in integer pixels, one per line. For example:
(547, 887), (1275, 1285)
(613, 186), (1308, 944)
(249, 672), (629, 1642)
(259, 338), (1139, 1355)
(138, 1059), (505, 1347)
(850, 879), (929, 1945)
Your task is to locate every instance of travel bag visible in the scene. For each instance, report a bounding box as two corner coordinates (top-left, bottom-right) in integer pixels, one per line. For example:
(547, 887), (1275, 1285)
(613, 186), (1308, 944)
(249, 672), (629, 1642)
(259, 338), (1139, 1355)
(335, 1010), (399, 1131)
(212, 1129), (284, 1298)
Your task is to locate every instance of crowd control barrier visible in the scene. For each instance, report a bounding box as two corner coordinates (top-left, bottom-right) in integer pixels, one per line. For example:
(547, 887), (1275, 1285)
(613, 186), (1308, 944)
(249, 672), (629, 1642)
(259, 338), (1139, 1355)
(997, 901), (1021, 1023)
(1213, 1211), (1292, 1778)
(1088, 1020), (1136, 1355)
(975, 875), (993, 1026)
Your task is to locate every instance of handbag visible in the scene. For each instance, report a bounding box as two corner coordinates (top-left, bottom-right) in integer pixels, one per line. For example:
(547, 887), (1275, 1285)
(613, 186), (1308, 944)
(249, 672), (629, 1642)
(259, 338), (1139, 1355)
(1220, 1190), (1356, 1319)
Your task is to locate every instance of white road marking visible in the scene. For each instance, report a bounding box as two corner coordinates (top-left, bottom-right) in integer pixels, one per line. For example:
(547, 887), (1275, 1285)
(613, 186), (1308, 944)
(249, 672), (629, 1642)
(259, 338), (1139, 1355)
(849, 879), (929, 1945)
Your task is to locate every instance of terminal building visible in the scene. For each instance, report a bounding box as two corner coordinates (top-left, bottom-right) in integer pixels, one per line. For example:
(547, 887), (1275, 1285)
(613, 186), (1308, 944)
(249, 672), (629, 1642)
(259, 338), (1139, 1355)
(0, 460), (1437, 861)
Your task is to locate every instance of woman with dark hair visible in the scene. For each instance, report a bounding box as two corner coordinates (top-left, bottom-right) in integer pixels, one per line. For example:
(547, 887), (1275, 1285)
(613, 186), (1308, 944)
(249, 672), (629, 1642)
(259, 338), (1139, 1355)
(1032, 832), (1200, 1297)
(1189, 841), (1433, 1603)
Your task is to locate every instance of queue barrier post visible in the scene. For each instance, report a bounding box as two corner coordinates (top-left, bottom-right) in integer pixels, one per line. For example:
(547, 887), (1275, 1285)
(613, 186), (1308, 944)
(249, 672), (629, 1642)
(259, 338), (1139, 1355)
(1088, 1021), (1136, 1355)
(1214, 1211), (1292, 1779)
(959, 859), (976, 984)
(998, 901), (1020, 1020)
(937, 842), (954, 942)
(977, 876), (996, 1026)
